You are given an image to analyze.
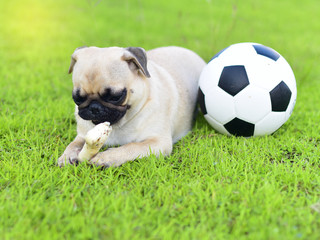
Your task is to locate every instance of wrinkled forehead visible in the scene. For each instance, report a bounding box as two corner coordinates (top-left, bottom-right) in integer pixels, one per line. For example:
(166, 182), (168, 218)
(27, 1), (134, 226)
(73, 47), (124, 74)
(72, 48), (132, 94)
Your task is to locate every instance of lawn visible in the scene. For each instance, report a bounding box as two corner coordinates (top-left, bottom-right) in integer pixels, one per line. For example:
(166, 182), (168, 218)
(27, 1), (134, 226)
(0, 0), (320, 239)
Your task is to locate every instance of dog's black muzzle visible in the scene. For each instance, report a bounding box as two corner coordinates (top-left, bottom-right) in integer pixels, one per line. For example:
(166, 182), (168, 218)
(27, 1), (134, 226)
(78, 100), (128, 125)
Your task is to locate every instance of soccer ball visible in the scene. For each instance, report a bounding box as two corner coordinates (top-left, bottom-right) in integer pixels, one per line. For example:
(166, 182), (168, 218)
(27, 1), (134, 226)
(198, 43), (297, 137)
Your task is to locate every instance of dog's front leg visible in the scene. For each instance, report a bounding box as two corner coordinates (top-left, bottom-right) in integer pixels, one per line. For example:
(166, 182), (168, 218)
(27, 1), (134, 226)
(89, 137), (173, 167)
(57, 136), (85, 167)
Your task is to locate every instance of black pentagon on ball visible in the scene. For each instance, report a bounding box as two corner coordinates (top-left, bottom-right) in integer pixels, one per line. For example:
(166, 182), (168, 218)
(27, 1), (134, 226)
(218, 65), (250, 96)
(198, 87), (207, 115)
(224, 118), (255, 137)
(253, 44), (280, 61)
(269, 81), (292, 112)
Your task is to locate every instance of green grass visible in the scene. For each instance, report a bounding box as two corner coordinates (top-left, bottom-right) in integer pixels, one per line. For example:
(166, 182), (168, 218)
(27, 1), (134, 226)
(0, 0), (320, 239)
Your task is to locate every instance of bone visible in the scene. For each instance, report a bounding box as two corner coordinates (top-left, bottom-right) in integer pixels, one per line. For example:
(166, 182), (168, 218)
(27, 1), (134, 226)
(78, 122), (112, 162)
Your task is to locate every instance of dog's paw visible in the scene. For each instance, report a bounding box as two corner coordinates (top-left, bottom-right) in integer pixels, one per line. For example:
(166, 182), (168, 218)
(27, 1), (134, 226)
(88, 151), (122, 168)
(57, 154), (79, 167)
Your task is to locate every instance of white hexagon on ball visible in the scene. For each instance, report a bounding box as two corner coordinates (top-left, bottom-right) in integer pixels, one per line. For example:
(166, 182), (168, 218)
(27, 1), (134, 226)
(198, 42), (297, 137)
(234, 86), (271, 123)
(204, 87), (236, 124)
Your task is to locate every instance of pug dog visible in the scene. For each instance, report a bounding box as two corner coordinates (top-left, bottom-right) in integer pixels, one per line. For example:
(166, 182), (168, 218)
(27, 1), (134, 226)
(58, 46), (206, 167)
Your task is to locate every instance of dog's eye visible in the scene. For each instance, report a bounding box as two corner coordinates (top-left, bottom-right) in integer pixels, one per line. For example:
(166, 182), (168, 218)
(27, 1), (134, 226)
(100, 88), (127, 105)
(72, 89), (87, 105)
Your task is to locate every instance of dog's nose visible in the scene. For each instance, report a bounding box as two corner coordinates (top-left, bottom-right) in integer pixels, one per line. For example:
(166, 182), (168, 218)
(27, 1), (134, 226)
(89, 101), (103, 115)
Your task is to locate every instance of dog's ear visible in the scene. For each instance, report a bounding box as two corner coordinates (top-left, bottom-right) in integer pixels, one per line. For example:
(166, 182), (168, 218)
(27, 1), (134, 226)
(122, 47), (151, 78)
(68, 46), (88, 74)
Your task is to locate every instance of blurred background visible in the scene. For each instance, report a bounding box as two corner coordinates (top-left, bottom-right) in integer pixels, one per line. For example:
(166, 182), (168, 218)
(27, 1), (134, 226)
(1, 1), (320, 239)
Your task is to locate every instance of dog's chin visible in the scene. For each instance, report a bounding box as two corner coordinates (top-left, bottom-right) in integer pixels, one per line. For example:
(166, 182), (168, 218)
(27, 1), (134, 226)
(82, 115), (125, 126)
(78, 107), (127, 126)
(91, 119), (105, 125)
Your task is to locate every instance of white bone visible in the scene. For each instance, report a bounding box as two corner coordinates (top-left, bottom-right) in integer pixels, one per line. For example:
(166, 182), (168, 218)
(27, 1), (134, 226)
(78, 122), (112, 162)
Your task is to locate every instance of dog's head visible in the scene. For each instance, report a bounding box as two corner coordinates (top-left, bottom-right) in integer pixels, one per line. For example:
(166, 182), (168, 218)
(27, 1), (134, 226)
(68, 46), (151, 125)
